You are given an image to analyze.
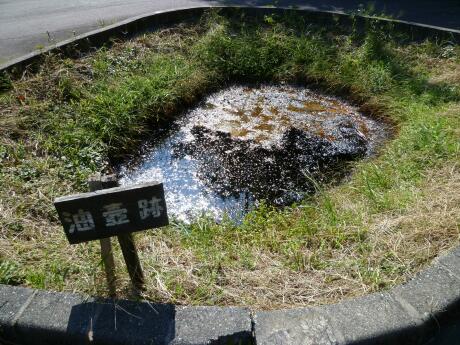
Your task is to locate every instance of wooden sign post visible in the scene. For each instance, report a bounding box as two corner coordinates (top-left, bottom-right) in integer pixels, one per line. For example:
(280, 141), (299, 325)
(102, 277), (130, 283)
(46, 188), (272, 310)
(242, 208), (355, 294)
(54, 176), (169, 294)
(88, 174), (117, 296)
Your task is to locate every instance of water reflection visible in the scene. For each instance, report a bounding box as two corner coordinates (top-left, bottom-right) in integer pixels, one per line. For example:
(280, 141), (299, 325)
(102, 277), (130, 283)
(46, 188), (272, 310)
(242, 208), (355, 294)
(120, 132), (254, 223)
(119, 85), (386, 223)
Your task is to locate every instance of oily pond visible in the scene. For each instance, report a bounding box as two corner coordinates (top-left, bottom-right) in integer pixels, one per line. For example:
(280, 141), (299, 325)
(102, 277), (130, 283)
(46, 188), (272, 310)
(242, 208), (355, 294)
(118, 85), (387, 222)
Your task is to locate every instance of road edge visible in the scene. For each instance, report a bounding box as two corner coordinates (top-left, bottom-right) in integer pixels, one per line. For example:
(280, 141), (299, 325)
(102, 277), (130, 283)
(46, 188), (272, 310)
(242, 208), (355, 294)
(1, 6), (460, 73)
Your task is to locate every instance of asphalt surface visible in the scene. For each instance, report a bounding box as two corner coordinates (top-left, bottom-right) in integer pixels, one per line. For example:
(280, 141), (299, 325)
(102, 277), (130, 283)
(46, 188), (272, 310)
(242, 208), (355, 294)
(0, 0), (207, 64)
(1, 0), (460, 64)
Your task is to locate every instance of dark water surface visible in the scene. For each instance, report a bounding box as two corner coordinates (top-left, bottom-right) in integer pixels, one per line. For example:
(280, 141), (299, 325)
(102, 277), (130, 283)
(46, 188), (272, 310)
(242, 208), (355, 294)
(119, 85), (387, 222)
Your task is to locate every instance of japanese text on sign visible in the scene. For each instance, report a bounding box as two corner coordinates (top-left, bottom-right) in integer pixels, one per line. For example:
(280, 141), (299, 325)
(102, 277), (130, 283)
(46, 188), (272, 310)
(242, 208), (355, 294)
(54, 182), (168, 244)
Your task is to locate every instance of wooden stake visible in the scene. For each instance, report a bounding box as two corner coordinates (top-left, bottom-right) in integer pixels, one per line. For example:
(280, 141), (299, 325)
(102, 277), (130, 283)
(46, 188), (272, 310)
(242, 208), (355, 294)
(100, 174), (145, 292)
(88, 173), (117, 297)
(99, 238), (117, 297)
(117, 233), (145, 292)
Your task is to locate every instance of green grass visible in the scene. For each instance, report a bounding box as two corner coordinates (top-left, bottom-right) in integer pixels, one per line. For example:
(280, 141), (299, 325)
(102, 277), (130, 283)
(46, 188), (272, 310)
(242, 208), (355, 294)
(0, 11), (459, 309)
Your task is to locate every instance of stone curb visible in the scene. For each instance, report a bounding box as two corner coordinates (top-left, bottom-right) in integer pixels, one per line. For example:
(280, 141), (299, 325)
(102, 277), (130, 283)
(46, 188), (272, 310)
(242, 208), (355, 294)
(1, 246), (460, 344)
(1, 5), (460, 345)
(0, 286), (252, 344)
(1, 5), (460, 74)
(254, 246), (460, 344)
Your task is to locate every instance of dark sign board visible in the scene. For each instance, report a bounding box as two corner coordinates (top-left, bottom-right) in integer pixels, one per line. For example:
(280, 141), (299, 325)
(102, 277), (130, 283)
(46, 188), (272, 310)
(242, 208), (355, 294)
(54, 182), (168, 244)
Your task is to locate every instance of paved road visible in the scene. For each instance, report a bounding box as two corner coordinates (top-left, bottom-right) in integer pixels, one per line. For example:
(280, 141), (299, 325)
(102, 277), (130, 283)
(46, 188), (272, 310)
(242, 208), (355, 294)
(1, 0), (460, 64)
(0, 0), (208, 64)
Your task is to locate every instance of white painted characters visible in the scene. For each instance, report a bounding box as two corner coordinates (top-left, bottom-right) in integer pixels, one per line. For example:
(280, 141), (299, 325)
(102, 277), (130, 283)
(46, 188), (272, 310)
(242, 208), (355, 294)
(138, 197), (163, 219)
(63, 209), (95, 233)
(102, 203), (130, 226)
(63, 198), (164, 234)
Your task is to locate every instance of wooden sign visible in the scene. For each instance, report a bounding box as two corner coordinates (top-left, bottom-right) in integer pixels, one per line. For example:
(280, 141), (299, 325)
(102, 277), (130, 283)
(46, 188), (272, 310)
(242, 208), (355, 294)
(54, 182), (169, 244)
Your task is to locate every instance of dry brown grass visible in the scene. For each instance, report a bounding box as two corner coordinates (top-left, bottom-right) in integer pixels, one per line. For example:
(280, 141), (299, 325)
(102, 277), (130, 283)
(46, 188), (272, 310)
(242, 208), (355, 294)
(129, 161), (460, 310)
(429, 61), (460, 85)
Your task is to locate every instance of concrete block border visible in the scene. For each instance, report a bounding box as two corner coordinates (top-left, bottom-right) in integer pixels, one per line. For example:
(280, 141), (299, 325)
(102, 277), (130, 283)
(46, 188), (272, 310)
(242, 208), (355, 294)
(1, 246), (460, 344)
(1, 6), (460, 345)
(0, 285), (252, 345)
(255, 246), (460, 344)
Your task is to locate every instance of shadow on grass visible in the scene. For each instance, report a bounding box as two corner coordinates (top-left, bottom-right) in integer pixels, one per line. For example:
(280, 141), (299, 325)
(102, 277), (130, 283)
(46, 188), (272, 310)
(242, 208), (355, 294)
(210, 0), (460, 30)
